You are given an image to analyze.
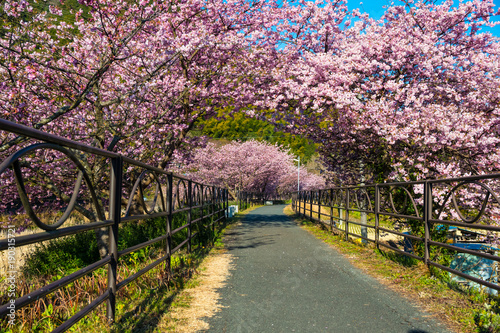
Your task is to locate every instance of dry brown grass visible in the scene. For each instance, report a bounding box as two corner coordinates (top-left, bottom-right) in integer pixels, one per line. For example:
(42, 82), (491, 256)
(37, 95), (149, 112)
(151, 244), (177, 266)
(158, 252), (234, 332)
(295, 202), (402, 243)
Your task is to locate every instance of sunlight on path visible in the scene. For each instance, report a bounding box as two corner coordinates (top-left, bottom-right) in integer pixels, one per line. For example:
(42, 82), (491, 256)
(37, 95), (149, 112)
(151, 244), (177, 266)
(162, 253), (234, 332)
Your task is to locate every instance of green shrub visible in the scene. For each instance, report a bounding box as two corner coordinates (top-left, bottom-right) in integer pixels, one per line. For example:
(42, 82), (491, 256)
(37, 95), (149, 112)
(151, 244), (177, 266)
(23, 230), (100, 278)
(22, 209), (218, 278)
(475, 300), (500, 333)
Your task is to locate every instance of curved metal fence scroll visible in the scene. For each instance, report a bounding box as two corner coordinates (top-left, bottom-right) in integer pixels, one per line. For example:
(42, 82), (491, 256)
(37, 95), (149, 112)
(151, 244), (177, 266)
(0, 119), (229, 332)
(292, 174), (500, 294)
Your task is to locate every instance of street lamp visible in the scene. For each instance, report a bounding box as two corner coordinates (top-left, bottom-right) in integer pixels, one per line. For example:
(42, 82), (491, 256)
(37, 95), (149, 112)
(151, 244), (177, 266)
(293, 156), (300, 192)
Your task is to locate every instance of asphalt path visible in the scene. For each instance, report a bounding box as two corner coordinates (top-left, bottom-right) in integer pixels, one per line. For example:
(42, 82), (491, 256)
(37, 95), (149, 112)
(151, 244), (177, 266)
(205, 205), (454, 333)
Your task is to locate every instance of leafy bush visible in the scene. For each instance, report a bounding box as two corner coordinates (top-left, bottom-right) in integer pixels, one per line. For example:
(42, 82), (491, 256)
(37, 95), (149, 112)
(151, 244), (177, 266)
(22, 209), (217, 278)
(475, 300), (500, 333)
(23, 230), (100, 278)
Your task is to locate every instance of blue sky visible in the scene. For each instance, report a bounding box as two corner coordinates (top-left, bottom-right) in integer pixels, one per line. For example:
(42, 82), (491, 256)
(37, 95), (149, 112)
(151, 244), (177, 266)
(347, 0), (500, 37)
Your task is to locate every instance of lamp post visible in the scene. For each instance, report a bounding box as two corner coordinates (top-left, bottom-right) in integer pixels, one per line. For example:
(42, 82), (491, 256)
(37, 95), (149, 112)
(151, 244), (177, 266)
(293, 156), (300, 192)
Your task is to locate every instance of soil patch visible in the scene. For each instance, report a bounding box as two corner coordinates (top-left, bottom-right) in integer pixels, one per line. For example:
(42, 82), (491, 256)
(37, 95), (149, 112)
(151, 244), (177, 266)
(160, 252), (234, 332)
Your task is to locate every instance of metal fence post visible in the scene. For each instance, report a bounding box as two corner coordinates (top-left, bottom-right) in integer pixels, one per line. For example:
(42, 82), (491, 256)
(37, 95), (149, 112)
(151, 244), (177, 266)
(302, 191), (306, 217)
(217, 189), (221, 222)
(309, 190), (313, 221)
(238, 190), (243, 210)
(107, 156), (122, 323)
(345, 189), (350, 242)
(361, 187), (368, 244)
(303, 191), (306, 217)
(338, 191), (343, 228)
(187, 180), (192, 253)
(424, 181), (431, 266)
(212, 186), (216, 238)
(375, 185), (380, 249)
(296, 192), (299, 215)
(218, 188), (221, 221)
(318, 190), (321, 221)
(226, 189), (229, 220)
(329, 189), (334, 232)
(223, 189), (226, 218)
(299, 191), (306, 218)
(200, 184), (205, 244)
(221, 189), (225, 221)
(166, 173), (173, 276)
(295, 192), (298, 213)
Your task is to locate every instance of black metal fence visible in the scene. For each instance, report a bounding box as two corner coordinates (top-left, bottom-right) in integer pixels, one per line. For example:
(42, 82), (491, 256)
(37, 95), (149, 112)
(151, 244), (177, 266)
(0, 119), (228, 332)
(292, 175), (500, 293)
(237, 191), (265, 211)
(237, 191), (290, 211)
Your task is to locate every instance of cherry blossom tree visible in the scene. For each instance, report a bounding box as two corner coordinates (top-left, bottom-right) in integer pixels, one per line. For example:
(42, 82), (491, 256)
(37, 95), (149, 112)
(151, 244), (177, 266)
(257, 0), (500, 184)
(0, 0), (336, 255)
(0, 0), (350, 197)
(247, 0), (500, 245)
(176, 140), (325, 200)
(1, 0), (283, 163)
(3, 0), (500, 249)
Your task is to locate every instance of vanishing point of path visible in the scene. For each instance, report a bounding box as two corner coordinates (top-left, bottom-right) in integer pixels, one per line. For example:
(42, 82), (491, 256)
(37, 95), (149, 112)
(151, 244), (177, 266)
(205, 205), (454, 333)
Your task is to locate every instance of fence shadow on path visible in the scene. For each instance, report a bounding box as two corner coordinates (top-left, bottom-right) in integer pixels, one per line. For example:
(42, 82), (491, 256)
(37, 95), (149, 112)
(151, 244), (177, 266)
(224, 207), (295, 251)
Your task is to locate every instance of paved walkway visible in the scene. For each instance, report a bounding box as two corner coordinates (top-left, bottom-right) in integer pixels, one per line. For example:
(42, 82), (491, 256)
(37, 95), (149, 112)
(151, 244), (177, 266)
(205, 205), (454, 333)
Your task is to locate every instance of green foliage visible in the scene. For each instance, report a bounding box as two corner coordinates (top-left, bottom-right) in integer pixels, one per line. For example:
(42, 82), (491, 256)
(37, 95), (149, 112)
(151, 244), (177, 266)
(22, 209), (216, 278)
(31, 0), (90, 23)
(117, 216), (166, 251)
(475, 300), (500, 333)
(199, 110), (317, 163)
(405, 218), (453, 270)
(23, 229), (100, 278)
(1, 0), (90, 38)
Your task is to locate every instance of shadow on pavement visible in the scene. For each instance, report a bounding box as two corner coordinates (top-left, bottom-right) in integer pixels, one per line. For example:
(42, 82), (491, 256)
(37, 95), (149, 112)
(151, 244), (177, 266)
(223, 209), (295, 250)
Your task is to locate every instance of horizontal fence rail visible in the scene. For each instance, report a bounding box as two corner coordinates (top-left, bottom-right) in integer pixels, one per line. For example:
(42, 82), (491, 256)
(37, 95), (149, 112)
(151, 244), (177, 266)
(236, 191), (291, 212)
(237, 191), (264, 211)
(292, 175), (500, 294)
(0, 119), (229, 332)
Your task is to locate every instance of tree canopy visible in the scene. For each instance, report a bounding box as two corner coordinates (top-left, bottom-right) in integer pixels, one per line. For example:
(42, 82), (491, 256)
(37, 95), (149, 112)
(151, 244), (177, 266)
(175, 140), (325, 200)
(1, 0), (499, 215)
(199, 110), (317, 163)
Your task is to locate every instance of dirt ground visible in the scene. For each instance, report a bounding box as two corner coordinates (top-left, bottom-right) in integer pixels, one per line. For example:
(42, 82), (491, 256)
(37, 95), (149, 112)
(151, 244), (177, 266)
(158, 251), (234, 332)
